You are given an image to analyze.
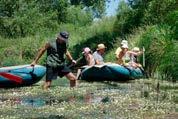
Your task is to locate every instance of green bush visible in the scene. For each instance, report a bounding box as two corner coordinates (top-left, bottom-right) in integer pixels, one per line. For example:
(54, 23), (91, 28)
(137, 25), (177, 79)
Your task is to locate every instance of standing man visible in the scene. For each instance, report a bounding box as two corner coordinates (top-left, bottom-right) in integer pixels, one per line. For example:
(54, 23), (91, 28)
(93, 43), (106, 65)
(31, 31), (77, 89)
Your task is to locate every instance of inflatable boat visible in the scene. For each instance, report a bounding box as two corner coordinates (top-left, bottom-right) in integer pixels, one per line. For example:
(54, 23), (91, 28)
(0, 65), (46, 87)
(80, 63), (144, 81)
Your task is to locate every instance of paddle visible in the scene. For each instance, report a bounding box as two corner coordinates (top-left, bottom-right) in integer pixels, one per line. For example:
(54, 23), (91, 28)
(142, 46), (145, 67)
(68, 56), (84, 68)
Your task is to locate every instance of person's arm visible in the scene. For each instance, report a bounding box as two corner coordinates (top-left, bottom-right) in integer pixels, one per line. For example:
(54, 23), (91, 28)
(115, 47), (121, 59)
(95, 59), (100, 65)
(127, 51), (142, 56)
(66, 50), (76, 64)
(31, 43), (50, 66)
(93, 52), (102, 65)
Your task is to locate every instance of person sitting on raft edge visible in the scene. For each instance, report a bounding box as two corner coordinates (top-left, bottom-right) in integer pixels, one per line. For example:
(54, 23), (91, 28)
(128, 47), (143, 68)
(116, 44), (143, 68)
(31, 31), (77, 90)
(116, 44), (130, 66)
(115, 40), (128, 63)
(93, 44), (106, 65)
(76, 47), (95, 79)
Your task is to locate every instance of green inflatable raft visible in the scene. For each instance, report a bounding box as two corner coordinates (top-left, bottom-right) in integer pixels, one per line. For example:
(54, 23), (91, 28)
(80, 63), (144, 81)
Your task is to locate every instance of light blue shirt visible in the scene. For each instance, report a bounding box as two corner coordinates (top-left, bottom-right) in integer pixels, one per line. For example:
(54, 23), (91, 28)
(93, 51), (104, 64)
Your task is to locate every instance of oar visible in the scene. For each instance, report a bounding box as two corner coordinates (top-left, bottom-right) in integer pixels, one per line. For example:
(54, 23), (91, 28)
(68, 56), (84, 68)
(142, 46), (145, 67)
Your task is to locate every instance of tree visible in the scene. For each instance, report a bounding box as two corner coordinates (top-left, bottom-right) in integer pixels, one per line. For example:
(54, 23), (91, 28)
(70, 0), (107, 17)
(65, 6), (93, 26)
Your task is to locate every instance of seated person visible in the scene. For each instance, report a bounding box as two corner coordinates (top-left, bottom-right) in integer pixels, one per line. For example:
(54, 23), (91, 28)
(117, 44), (130, 66)
(93, 44), (106, 65)
(76, 47), (95, 79)
(115, 40), (128, 60)
(128, 47), (142, 68)
(82, 47), (95, 66)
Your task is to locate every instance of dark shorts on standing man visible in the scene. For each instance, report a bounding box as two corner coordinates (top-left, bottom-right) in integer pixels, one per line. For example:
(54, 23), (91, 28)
(46, 65), (71, 81)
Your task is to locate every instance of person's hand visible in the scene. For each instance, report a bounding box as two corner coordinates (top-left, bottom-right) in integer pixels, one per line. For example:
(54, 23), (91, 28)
(72, 59), (77, 65)
(31, 61), (37, 67)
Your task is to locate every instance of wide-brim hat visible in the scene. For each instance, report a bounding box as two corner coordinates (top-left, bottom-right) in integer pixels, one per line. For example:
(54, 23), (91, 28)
(96, 44), (106, 50)
(58, 31), (69, 42)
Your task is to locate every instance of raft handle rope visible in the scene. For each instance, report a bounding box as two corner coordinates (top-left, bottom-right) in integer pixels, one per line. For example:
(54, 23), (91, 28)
(6, 65), (37, 79)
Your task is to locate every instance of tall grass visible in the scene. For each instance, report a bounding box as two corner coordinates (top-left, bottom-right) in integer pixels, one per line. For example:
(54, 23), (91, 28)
(0, 17), (116, 66)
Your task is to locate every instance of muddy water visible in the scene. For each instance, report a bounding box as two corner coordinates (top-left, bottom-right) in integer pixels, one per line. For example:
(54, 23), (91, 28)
(0, 80), (158, 107)
(0, 79), (177, 119)
(0, 83), (128, 107)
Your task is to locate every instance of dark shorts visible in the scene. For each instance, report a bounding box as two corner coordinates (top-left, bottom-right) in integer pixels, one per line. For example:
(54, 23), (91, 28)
(46, 65), (71, 81)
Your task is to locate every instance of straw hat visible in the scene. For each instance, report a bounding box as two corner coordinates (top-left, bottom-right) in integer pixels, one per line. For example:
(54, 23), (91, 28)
(97, 44), (106, 50)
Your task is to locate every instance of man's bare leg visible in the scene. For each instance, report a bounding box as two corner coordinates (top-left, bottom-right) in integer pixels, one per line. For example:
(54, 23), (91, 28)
(65, 72), (77, 87)
(43, 80), (52, 90)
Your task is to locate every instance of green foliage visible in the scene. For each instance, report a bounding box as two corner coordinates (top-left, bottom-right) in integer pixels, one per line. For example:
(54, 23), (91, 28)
(0, 0), (178, 81)
(114, 1), (133, 36)
(113, 0), (178, 80)
(143, 0), (177, 24)
(0, 0), (106, 38)
(114, 0), (178, 36)
(159, 42), (178, 80)
(36, 0), (68, 22)
(128, 0), (177, 24)
(137, 25), (177, 79)
(70, 0), (107, 17)
(165, 10), (178, 39)
(0, 0), (71, 38)
(65, 6), (93, 26)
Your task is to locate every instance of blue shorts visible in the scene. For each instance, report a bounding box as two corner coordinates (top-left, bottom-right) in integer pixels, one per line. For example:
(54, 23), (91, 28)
(46, 65), (71, 81)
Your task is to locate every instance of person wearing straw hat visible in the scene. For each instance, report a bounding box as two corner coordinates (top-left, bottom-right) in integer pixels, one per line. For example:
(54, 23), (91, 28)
(117, 44), (130, 65)
(128, 47), (143, 68)
(31, 31), (77, 90)
(93, 43), (106, 65)
(115, 40), (128, 61)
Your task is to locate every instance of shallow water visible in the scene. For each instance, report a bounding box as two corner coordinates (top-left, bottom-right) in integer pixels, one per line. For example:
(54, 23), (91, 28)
(0, 78), (177, 118)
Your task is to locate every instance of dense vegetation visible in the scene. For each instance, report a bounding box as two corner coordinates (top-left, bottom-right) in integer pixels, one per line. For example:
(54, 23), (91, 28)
(0, 0), (178, 80)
